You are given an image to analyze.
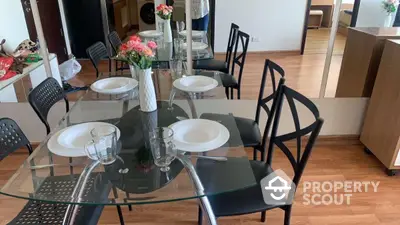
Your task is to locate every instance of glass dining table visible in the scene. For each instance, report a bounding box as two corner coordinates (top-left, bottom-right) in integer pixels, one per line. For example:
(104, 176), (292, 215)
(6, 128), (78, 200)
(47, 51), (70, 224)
(0, 69), (256, 224)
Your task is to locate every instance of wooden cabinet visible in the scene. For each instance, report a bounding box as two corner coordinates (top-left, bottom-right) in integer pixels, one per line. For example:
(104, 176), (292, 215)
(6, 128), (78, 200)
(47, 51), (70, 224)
(360, 40), (400, 175)
(336, 27), (400, 98)
(113, 0), (130, 40)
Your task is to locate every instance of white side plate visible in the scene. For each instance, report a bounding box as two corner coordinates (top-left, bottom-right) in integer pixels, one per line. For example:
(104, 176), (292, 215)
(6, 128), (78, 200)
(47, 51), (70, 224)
(170, 119), (230, 152)
(173, 76), (218, 93)
(91, 77), (138, 94)
(182, 42), (208, 51)
(179, 30), (205, 38)
(138, 30), (163, 38)
(48, 122), (121, 157)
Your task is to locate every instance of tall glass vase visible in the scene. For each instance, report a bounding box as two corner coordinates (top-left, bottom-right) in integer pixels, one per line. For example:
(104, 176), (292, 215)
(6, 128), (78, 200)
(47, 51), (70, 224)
(159, 19), (173, 43)
(384, 13), (394, 27)
(138, 68), (157, 112)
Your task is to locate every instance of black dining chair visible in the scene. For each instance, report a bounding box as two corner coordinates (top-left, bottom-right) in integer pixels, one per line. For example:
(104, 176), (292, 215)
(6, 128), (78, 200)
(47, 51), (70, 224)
(28, 77), (69, 135)
(219, 30), (250, 99)
(0, 118), (107, 225)
(86, 41), (112, 78)
(201, 59), (285, 160)
(194, 23), (239, 73)
(108, 31), (129, 72)
(198, 83), (324, 225)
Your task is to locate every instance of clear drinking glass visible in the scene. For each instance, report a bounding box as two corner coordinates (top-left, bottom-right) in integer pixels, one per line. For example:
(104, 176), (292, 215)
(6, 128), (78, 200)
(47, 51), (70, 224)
(176, 21), (185, 33)
(149, 127), (176, 172)
(169, 58), (183, 79)
(174, 38), (183, 58)
(84, 140), (98, 160)
(90, 126), (118, 165)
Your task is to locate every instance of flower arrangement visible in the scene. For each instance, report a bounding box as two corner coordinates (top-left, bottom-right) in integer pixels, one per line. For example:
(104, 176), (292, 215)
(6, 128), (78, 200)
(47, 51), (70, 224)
(382, 0), (399, 14)
(117, 35), (157, 70)
(156, 4), (173, 20)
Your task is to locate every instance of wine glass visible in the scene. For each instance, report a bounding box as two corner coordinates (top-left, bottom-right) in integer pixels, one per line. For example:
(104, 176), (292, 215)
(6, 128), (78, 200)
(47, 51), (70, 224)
(149, 127), (176, 172)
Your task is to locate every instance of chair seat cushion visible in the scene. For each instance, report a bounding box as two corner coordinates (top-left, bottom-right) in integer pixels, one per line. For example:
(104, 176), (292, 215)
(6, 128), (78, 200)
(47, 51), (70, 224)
(200, 113), (261, 147)
(194, 59), (229, 73)
(219, 73), (239, 88)
(199, 160), (283, 217)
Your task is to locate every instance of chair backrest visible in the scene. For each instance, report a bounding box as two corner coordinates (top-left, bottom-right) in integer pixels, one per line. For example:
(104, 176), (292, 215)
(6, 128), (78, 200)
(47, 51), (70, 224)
(0, 118), (32, 160)
(28, 77), (69, 135)
(225, 23), (240, 70)
(230, 30), (250, 86)
(255, 60), (285, 125)
(86, 42), (110, 76)
(266, 85), (324, 187)
(108, 31), (122, 56)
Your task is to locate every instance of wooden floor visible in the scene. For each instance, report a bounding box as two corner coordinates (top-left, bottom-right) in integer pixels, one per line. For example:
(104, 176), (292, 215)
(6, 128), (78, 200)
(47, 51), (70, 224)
(1, 142), (400, 225)
(13, 29), (346, 101)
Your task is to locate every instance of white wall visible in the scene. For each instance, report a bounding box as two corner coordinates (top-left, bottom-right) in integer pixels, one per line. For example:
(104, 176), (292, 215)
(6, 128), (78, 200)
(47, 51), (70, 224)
(356, 0), (395, 27)
(214, 0), (308, 53)
(0, 0), (29, 52)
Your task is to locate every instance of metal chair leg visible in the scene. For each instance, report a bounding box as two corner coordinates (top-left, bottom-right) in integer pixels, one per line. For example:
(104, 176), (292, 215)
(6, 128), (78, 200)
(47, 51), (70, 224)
(253, 148), (257, 160)
(261, 211), (266, 222)
(116, 205), (125, 225)
(225, 87), (229, 99)
(198, 207), (203, 225)
(284, 206), (292, 225)
(237, 88), (241, 99)
(230, 88), (234, 99)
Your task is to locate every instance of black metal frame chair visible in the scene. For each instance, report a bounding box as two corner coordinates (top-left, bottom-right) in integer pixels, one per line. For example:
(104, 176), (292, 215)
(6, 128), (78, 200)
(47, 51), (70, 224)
(194, 23), (239, 73)
(28, 77), (69, 135)
(198, 82), (324, 225)
(0, 118), (107, 225)
(86, 41), (112, 78)
(201, 59), (285, 159)
(220, 30), (250, 99)
(108, 31), (129, 72)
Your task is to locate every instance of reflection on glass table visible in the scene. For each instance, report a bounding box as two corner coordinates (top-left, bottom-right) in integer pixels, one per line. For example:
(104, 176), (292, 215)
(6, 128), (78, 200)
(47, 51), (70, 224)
(0, 69), (255, 224)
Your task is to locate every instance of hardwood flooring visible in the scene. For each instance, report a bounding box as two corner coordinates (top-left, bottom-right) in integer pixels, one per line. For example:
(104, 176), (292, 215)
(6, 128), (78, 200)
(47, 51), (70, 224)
(13, 29), (346, 101)
(1, 142), (400, 225)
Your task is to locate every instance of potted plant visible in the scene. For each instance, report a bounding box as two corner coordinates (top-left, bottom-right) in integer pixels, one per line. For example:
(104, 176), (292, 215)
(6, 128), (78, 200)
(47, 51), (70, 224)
(117, 35), (158, 112)
(382, 0), (399, 27)
(156, 4), (174, 42)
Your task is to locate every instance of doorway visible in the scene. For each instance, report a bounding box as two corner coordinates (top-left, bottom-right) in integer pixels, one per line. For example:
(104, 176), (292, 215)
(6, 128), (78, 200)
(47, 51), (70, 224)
(301, 0), (361, 55)
(20, 0), (68, 63)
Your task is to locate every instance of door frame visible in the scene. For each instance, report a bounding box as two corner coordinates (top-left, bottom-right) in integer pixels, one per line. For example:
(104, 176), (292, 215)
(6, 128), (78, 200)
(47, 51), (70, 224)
(300, 0), (361, 54)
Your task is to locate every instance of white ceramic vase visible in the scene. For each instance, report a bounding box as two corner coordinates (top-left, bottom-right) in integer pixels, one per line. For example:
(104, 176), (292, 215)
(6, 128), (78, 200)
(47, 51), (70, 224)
(138, 68), (157, 112)
(161, 19), (173, 43)
(384, 13), (394, 27)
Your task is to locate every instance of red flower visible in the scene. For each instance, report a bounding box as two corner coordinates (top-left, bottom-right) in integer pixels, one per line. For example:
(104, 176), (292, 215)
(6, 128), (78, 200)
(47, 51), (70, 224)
(120, 43), (128, 51)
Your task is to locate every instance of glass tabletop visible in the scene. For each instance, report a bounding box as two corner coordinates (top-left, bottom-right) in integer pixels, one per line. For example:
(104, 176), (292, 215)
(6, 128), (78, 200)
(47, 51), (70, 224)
(136, 32), (214, 62)
(0, 70), (256, 206)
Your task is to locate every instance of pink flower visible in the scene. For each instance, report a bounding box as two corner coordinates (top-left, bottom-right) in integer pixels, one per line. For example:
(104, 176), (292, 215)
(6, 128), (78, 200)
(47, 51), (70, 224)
(163, 9), (169, 15)
(129, 35), (141, 42)
(147, 41), (157, 49)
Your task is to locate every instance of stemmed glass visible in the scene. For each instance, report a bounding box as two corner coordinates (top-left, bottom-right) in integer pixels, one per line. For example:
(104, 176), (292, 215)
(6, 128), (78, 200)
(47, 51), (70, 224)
(149, 127), (177, 172)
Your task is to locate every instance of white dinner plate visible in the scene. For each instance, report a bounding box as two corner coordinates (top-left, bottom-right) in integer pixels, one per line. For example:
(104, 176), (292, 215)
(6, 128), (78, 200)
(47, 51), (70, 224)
(48, 122), (121, 157)
(138, 30), (163, 38)
(91, 77), (138, 94)
(178, 30), (205, 38)
(173, 76), (218, 93)
(170, 119), (230, 152)
(182, 42), (208, 51)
